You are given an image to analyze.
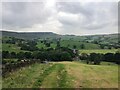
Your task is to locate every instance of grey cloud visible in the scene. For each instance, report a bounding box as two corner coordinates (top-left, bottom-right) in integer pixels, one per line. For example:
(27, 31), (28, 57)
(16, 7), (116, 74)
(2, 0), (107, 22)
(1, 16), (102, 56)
(56, 2), (118, 31)
(2, 2), (51, 29)
(56, 2), (93, 16)
(1, 1), (118, 35)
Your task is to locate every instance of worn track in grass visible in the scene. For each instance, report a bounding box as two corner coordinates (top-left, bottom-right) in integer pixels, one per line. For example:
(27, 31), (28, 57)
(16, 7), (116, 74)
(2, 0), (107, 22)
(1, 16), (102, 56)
(2, 61), (118, 88)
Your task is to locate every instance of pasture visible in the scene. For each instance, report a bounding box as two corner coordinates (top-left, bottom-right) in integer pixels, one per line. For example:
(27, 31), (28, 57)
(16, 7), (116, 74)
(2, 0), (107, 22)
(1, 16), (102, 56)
(2, 61), (118, 88)
(2, 43), (28, 53)
(79, 49), (118, 54)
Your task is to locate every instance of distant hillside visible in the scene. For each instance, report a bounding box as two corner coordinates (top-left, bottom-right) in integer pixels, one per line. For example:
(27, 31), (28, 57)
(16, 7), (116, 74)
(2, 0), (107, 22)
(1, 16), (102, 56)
(2, 31), (119, 50)
(2, 31), (61, 40)
(81, 33), (119, 43)
(1, 31), (119, 43)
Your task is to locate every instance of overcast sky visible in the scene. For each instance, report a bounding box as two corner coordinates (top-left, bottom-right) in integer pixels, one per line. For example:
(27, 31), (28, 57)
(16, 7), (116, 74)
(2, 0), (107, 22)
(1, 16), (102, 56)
(1, 0), (118, 35)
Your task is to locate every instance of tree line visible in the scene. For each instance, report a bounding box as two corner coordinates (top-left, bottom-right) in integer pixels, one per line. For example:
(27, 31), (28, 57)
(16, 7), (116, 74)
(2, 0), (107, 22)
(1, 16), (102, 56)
(80, 52), (120, 65)
(2, 47), (77, 64)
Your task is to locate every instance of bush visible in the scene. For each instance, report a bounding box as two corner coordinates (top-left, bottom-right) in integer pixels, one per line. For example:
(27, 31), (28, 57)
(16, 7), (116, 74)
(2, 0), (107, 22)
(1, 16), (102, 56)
(114, 53), (120, 64)
(61, 52), (72, 61)
(80, 53), (89, 60)
(104, 53), (114, 62)
(89, 53), (101, 65)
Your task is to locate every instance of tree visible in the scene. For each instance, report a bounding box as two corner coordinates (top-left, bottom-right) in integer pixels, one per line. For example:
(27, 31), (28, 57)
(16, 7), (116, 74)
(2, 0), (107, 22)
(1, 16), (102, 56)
(10, 52), (16, 58)
(73, 45), (77, 49)
(100, 44), (104, 49)
(89, 53), (101, 65)
(61, 52), (72, 61)
(80, 53), (88, 60)
(24, 52), (32, 59)
(114, 53), (120, 64)
(93, 54), (102, 65)
(57, 41), (60, 48)
(59, 47), (76, 58)
(108, 46), (112, 49)
(93, 41), (98, 44)
(67, 44), (70, 47)
(79, 53), (89, 64)
(45, 42), (50, 47)
(17, 52), (25, 59)
(2, 51), (10, 58)
(104, 53), (114, 62)
(80, 44), (85, 49)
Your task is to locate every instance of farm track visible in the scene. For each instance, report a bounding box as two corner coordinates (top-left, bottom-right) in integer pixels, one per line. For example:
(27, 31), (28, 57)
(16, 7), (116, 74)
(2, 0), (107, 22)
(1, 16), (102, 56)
(32, 64), (57, 88)
(40, 64), (70, 88)
(2, 61), (118, 88)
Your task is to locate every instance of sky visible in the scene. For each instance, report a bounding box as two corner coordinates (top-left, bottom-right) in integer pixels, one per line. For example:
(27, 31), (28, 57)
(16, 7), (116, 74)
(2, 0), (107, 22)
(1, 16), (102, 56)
(1, 0), (119, 35)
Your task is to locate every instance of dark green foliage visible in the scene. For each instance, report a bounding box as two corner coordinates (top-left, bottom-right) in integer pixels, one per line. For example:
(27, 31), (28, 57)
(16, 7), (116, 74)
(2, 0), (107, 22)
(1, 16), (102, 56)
(46, 51), (72, 61)
(10, 52), (16, 58)
(79, 53), (89, 61)
(45, 42), (51, 47)
(104, 53), (114, 62)
(114, 53), (120, 64)
(100, 44), (105, 49)
(59, 47), (76, 58)
(73, 45), (77, 49)
(2, 59), (7, 64)
(93, 41), (98, 44)
(59, 52), (72, 61)
(89, 53), (101, 65)
(20, 41), (39, 51)
(5, 39), (15, 44)
(80, 44), (85, 49)
(46, 48), (54, 51)
(80, 53), (102, 65)
(80, 52), (119, 65)
(24, 52), (32, 59)
(2, 51), (10, 58)
(17, 52), (25, 59)
(56, 41), (60, 48)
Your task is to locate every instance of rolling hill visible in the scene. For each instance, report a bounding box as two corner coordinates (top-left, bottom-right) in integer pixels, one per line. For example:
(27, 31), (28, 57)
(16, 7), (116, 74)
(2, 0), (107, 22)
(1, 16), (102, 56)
(2, 31), (119, 40)
(2, 31), (119, 50)
(2, 31), (60, 40)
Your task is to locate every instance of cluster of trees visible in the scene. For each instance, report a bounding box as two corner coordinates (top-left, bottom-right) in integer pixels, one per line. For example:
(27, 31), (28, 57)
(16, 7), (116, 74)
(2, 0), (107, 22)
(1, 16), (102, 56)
(80, 52), (120, 65)
(99, 44), (120, 49)
(3, 37), (39, 51)
(40, 40), (51, 47)
(2, 47), (77, 63)
(72, 44), (85, 49)
(2, 47), (77, 76)
(40, 38), (61, 48)
(3, 39), (16, 44)
(18, 40), (39, 51)
(2, 37), (24, 44)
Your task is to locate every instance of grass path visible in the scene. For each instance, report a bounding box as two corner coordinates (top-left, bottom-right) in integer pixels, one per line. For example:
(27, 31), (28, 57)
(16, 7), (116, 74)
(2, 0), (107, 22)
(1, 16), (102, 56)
(39, 64), (73, 88)
(60, 61), (118, 88)
(2, 63), (52, 88)
(2, 61), (118, 88)
(32, 64), (57, 88)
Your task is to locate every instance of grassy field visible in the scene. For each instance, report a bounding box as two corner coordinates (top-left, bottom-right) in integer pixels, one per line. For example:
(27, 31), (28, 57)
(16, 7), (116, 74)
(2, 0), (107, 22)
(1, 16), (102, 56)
(79, 49), (119, 54)
(60, 40), (100, 49)
(2, 43), (27, 53)
(36, 40), (100, 49)
(36, 41), (56, 49)
(2, 61), (118, 88)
